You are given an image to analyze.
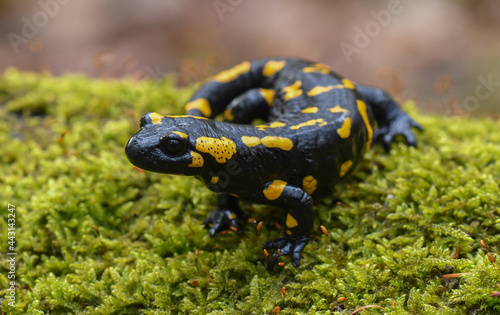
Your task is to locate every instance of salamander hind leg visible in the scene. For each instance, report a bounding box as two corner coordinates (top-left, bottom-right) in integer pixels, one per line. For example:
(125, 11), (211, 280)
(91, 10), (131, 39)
(184, 60), (272, 118)
(261, 180), (314, 272)
(224, 88), (274, 124)
(204, 194), (248, 237)
(356, 84), (423, 150)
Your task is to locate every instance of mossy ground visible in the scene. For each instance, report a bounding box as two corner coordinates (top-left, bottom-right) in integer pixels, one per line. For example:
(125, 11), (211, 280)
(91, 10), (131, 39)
(0, 69), (499, 314)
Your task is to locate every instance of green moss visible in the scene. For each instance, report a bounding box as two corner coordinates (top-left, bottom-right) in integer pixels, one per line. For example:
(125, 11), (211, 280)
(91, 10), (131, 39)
(1, 68), (499, 314)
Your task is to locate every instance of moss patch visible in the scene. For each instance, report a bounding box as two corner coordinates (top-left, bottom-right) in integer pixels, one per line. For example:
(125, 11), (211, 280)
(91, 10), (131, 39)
(1, 68), (500, 314)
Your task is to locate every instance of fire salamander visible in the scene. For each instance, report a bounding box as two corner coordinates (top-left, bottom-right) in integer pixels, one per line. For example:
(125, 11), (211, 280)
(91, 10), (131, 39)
(125, 58), (422, 271)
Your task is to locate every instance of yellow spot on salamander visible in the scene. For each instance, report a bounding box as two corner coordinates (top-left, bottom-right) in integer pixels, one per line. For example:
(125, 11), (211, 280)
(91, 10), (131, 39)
(286, 214), (299, 228)
(211, 176), (219, 184)
(283, 81), (303, 101)
(286, 230), (293, 236)
(290, 119), (327, 130)
(342, 78), (356, 89)
(337, 117), (352, 139)
(303, 63), (331, 74)
(148, 112), (164, 124)
(185, 98), (212, 117)
(307, 85), (344, 97)
(259, 88), (275, 106)
(242, 135), (292, 150)
(329, 105), (350, 114)
(212, 61), (251, 83)
(189, 151), (204, 168)
(172, 131), (188, 139)
(340, 160), (353, 177)
(302, 176), (317, 195)
(263, 60), (286, 77)
(166, 115), (207, 120)
(230, 213), (237, 219)
(270, 121), (286, 128)
(261, 136), (293, 151)
(263, 180), (287, 200)
(357, 100), (373, 151)
(196, 137), (237, 163)
(224, 108), (234, 121)
(241, 136), (261, 147)
(301, 107), (318, 114)
(255, 121), (286, 131)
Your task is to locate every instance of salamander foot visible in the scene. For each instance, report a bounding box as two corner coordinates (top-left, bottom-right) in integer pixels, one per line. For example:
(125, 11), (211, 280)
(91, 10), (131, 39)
(263, 235), (309, 272)
(374, 114), (423, 151)
(204, 210), (245, 237)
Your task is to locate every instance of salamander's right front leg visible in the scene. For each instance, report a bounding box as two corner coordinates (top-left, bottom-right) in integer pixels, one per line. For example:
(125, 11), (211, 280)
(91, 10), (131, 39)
(204, 194), (247, 237)
(261, 180), (314, 272)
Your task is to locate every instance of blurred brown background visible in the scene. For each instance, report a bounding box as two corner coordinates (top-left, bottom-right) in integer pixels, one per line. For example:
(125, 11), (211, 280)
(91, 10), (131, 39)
(1, 0), (499, 116)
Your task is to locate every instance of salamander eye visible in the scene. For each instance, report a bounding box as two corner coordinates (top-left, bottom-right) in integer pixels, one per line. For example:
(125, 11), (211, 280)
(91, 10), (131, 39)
(159, 132), (189, 156)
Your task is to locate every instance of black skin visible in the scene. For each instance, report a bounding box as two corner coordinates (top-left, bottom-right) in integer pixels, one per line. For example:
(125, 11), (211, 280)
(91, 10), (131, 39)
(125, 57), (422, 272)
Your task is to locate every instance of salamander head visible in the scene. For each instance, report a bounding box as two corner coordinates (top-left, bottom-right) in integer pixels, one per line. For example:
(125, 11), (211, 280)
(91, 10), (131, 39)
(125, 112), (211, 175)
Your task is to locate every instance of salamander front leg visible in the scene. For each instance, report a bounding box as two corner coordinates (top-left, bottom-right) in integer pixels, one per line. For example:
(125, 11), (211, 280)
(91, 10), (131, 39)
(204, 194), (247, 237)
(261, 181), (314, 272)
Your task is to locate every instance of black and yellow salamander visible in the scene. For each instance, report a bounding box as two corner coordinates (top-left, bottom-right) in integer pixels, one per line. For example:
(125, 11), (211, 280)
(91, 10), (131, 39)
(125, 57), (422, 271)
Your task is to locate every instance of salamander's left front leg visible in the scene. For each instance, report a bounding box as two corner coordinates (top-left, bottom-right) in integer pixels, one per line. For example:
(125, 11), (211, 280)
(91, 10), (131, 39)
(262, 181), (314, 272)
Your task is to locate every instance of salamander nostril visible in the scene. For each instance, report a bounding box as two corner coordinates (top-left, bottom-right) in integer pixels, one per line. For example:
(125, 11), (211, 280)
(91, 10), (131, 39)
(125, 136), (142, 161)
(139, 114), (150, 128)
